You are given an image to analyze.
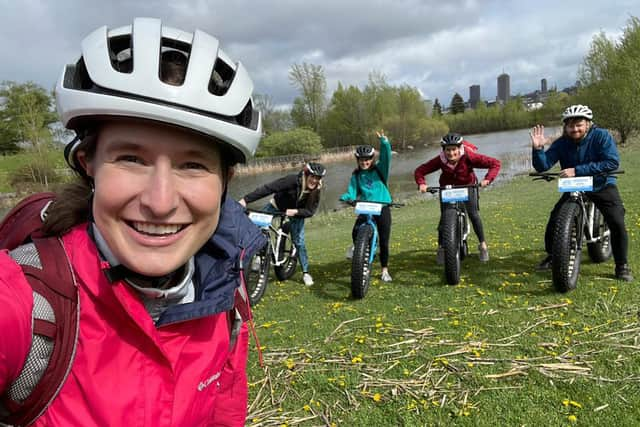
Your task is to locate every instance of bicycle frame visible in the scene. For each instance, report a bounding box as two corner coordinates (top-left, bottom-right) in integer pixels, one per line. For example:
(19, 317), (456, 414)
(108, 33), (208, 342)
(582, 200), (609, 244)
(247, 210), (296, 267)
(428, 184), (477, 248)
(530, 173), (613, 249)
(353, 202), (382, 265)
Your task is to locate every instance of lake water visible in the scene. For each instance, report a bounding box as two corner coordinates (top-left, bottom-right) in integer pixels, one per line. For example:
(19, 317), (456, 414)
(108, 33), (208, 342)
(230, 126), (559, 213)
(1, 127), (557, 218)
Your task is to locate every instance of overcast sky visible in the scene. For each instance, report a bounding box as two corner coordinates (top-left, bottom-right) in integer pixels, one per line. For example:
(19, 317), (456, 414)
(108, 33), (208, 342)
(1, 0), (637, 108)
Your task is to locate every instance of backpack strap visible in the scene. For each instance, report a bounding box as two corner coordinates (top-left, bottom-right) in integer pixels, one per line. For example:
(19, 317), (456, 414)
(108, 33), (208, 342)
(0, 192), (56, 249)
(0, 237), (79, 427)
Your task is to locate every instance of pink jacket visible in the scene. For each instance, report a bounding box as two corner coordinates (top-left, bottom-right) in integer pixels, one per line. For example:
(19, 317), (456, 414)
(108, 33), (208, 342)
(414, 143), (501, 187)
(0, 225), (250, 426)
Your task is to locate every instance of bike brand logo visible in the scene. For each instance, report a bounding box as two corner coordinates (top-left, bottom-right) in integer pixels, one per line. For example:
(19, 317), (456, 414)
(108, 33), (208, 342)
(558, 177), (593, 193)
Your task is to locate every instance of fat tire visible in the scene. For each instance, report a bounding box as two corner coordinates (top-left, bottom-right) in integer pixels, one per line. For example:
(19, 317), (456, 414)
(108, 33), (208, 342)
(245, 243), (271, 306)
(442, 208), (461, 285)
(552, 201), (582, 293)
(351, 224), (374, 299)
(587, 206), (612, 263)
(274, 232), (298, 281)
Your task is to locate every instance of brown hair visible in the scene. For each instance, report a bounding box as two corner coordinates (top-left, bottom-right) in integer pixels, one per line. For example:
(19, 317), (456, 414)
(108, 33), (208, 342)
(42, 137), (97, 236)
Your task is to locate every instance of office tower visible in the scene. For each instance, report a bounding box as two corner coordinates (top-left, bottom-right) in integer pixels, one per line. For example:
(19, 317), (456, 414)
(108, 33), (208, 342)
(497, 73), (510, 103)
(469, 84), (481, 108)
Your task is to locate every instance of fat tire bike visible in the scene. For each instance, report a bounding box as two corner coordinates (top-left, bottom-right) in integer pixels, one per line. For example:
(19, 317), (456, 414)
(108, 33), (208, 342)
(344, 201), (403, 299)
(529, 171), (620, 292)
(245, 209), (298, 305)
(427, 184), (477, 285)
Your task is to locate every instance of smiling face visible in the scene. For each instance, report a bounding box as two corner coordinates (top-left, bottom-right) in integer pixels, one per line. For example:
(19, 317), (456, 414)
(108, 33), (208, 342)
(306, 174), (321, 190)
(79, 119), (225, 277)
(444, 145), (462, 164)
(357, 157), (374, 170)
(564, 118), (590, 141)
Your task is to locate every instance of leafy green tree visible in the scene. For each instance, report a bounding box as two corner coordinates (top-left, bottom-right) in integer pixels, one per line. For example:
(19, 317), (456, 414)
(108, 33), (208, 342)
(321, 83), (368, 148)
(288, 63), (327, 132)
(256, 128), (323, 157)
(363, 71), (396, 126)
(0, 81), (57, 154)
(432, 98), (442, 116)
(389, 85), (427, 149)
(449, 93), (465, 114)
(578, 16), (640, 144)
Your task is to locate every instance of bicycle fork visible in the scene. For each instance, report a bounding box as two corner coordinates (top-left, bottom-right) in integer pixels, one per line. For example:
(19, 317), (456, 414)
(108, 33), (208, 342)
(367, 216), (379, 265)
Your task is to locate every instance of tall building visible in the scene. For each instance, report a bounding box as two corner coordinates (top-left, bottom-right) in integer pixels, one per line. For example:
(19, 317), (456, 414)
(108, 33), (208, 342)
(469, 85), (481, 108)
(497, 73), (510, 103)
(541, 78), (548, 93)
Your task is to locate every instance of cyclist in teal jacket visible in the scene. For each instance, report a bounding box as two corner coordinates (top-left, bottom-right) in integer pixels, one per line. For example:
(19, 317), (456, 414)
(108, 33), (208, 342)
(340, 130), (394, 282)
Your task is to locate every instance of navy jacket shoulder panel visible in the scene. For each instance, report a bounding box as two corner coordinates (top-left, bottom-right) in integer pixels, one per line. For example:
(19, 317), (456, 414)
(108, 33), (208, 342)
(157, 198), (267, 325)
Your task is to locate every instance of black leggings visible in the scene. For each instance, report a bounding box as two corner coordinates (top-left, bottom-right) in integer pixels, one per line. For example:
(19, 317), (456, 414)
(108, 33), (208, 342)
(352, 205), (392, 268)
(544, 185), (628, 265)
(438, 187), (485, 244)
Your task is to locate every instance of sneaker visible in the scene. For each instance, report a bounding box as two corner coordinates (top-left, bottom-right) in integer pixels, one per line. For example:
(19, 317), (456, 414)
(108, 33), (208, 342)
(302, 272), (314, 286)
(436, 247), (445, 265)
(615, 264), (633, 282)
(345, 245), (354, 259)
(381, 270), (392, 282)
(478, 244), (489, 262)
(536, 255), (552, 271)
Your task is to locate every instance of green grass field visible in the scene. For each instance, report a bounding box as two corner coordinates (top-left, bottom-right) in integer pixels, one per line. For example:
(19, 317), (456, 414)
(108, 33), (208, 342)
(246, 140), (640, 426)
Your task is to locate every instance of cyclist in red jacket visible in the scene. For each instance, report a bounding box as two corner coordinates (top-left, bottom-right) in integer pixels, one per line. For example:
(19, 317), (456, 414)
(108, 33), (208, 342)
(414, 133), (501, 263)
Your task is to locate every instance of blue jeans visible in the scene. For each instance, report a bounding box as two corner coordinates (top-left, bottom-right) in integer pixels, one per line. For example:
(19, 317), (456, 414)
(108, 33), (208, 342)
(263, 204), (309, 272)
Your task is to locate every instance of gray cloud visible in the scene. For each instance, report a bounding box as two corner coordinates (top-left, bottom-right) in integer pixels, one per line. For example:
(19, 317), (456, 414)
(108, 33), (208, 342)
(1, 0), (636, 107)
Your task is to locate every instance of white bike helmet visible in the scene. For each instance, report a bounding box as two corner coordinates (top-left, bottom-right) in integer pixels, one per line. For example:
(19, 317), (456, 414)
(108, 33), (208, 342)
(56, 17), (262, 165)
(561, 104), (593, 122)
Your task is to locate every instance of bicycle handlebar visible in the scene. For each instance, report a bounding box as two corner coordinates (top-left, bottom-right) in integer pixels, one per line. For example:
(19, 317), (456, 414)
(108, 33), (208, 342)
(425, 183), (480, 194)
(529, 170), (624, 182)
(338, 200), (404, 208)
(245, 208), (288, 217)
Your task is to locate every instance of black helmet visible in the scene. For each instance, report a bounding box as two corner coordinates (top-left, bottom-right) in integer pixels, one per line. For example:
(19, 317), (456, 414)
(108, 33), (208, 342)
(304, 162), (326, 177)
(355, 145), (375, 159)
(440, 133), (463, 147)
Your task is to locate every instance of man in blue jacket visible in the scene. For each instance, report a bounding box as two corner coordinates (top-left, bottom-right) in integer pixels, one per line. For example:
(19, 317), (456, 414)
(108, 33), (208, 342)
(530, 104), (632, 281)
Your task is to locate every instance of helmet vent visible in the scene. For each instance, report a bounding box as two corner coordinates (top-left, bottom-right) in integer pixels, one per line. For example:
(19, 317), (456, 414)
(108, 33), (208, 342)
(208, 59), (235, 96)
(108, 34), (134, 73)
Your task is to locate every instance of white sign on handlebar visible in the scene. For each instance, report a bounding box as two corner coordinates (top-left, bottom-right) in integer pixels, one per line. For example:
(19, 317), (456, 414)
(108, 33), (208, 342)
(354, 202), (383, 215)
(441, 188), (469, 202)
(248, 212), (274, 228)
(558, 177), (593, 192)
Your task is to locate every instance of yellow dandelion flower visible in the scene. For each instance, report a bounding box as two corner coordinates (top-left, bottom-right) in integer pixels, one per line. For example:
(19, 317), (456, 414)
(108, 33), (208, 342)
(285, 359), (295, 369)
(373, 393), (382, 402)
(303, 404), (311, 411)
(568, 415), (577, 422)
